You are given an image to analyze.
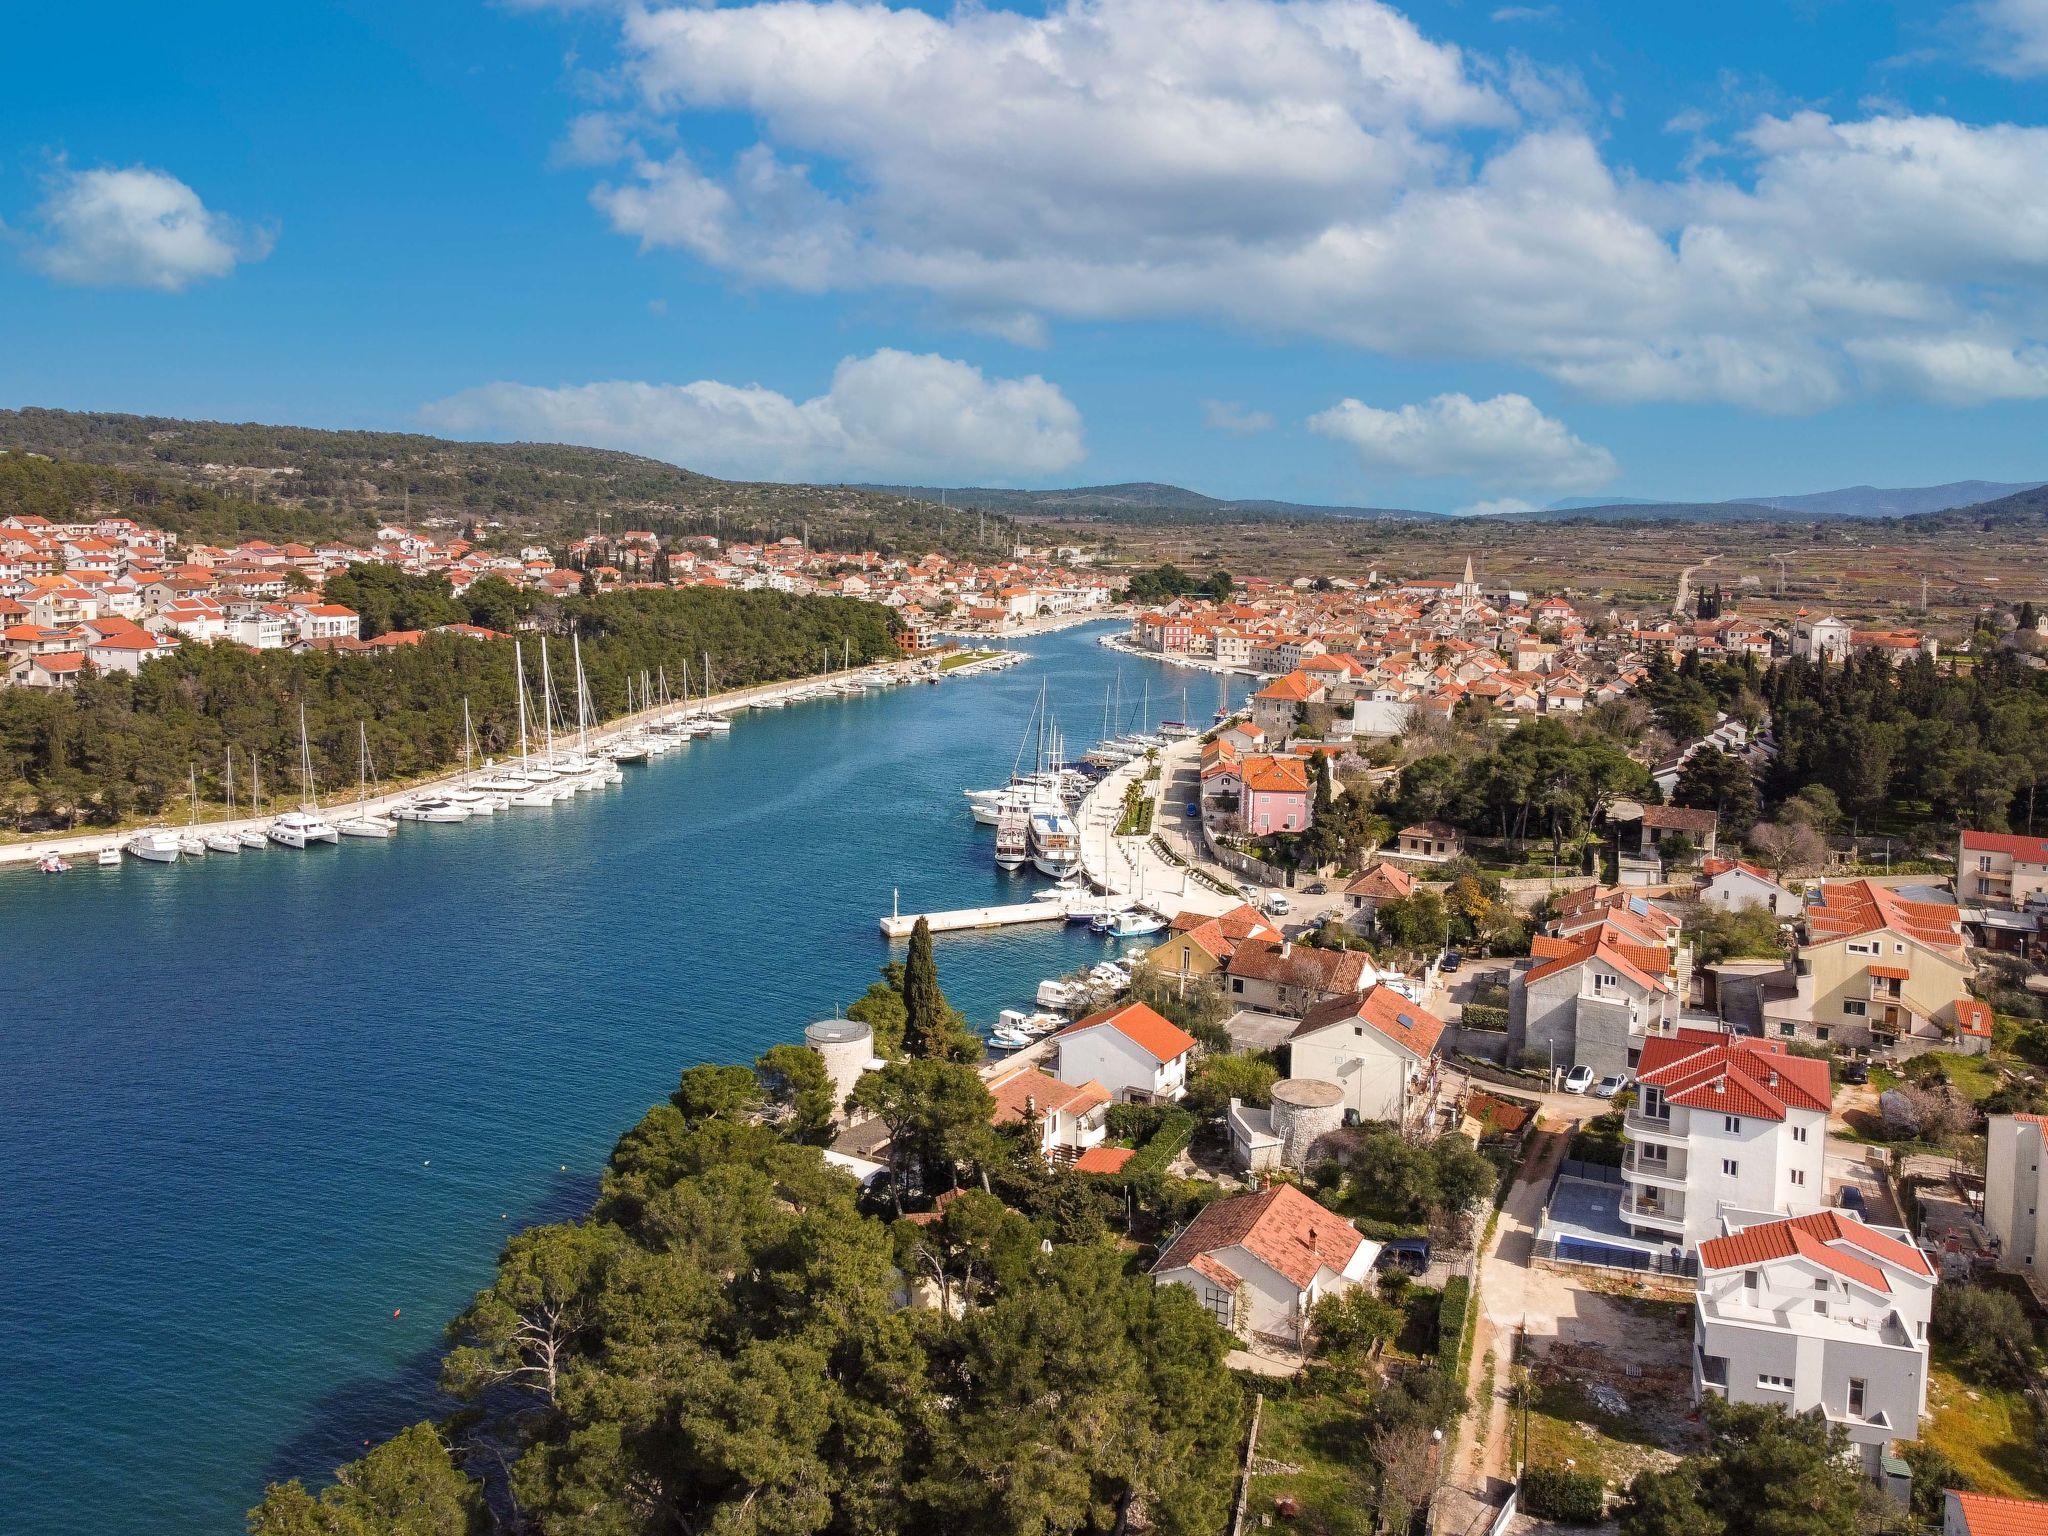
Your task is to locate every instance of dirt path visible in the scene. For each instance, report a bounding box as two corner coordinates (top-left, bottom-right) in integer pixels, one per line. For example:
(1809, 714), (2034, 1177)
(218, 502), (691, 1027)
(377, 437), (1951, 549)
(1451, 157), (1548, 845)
(1456, 1121), (1571, 1498)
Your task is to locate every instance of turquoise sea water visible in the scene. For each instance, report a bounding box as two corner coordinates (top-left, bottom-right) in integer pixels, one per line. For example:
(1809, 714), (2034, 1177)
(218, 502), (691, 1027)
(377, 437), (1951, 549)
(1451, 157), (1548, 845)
(0, 622), (1242, 1535)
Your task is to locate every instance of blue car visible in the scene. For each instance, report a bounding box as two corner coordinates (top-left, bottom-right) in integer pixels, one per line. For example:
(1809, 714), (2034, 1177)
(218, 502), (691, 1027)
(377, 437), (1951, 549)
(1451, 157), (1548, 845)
(1185, 803), (1200, 818)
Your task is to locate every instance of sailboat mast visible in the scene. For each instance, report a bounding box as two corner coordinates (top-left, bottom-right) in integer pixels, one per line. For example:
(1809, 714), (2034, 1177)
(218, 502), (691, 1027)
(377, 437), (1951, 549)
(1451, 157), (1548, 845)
(298, 703), (317, 811)
(573, 633), (591, 753)
(539, 637), (558, 760)
(514, 639), (532, 770)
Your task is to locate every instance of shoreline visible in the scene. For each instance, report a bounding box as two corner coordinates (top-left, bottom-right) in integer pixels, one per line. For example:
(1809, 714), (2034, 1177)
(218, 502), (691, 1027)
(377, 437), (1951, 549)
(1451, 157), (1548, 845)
(0, 650), (1004, 871)
(1096, 630), (1264, 678)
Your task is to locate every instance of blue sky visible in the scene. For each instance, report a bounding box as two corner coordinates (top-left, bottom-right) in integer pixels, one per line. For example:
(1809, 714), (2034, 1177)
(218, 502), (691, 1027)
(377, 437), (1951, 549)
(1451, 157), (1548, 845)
(3, 0), (2046, 512)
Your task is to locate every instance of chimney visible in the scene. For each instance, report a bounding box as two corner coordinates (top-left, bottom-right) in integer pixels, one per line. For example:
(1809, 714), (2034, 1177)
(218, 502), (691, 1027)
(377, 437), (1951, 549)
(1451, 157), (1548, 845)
(1280, 939), (1293, 959)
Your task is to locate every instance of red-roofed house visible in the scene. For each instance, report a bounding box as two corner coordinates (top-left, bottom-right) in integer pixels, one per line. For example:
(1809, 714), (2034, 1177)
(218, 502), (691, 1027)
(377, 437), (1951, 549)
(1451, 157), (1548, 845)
(1151, 1184), (1378, 1343)
(1239, 753), (1312, 834)
(1694, 1208), (1933, 1471)
(1762, 879), (1979, 1055)
(1959, 828), (2048, 909)
(984, 1065), (1111, 1163)
(1052, 1000), (1198, 1104)
(1507, 912), (1681, 1080)
(1286, 985), (1447, 1123)
(1699, 856), (1801, 919)
(1949, 1493), (2048, 1536)
(1622, 1029), (1830, 1248)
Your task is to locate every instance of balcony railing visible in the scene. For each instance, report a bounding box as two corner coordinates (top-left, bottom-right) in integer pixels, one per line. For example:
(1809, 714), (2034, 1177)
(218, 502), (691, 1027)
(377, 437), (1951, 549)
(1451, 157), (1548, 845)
(1624, 1109), (1684, 1140)
(1622, 1148), (1687, 1185)
(1621, 1194), (1686, 1228)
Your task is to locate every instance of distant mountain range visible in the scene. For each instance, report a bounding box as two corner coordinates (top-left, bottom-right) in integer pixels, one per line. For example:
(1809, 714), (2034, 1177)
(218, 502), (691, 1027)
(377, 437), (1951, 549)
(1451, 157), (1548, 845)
(873, 478), (2047, 526)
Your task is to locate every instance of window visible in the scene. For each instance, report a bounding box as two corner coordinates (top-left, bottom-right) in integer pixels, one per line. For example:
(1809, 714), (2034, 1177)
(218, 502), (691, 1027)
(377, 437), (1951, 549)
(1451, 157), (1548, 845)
(1848, 940), (1879, 956)
(1231, 978), (1244, 994)
(1758, 1372), (1794, 1391)
(1848, 1379), (1867, 1416)
(1722, 1158), (1739, 1177)
(1744, 1271), (1759, 1292)
(1793, 1126), (1808, 1143)
(1779, 1022), (1797, 1037)
(1200, 1285), (1232, 1327)
(1844, 1000), (1867, 1018)
(1790, 1169), (1806, 1186)
(1724, 1115), (1741, 1133)
(1816, 1027), (1831, 1043)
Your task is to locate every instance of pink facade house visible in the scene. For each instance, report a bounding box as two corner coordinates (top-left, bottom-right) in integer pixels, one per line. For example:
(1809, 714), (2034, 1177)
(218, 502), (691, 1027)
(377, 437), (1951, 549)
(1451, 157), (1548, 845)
(1241, 754), (1312, 834)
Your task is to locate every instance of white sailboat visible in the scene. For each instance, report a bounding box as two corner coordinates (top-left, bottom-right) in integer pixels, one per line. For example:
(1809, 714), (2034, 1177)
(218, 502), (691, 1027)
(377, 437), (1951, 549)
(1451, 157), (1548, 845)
(338, 722), (398, 837)
(178, 766), (208, 856)
(573, 634), (622, 786)
(236, 751), (268, 847)
(268, 705), (339, 846)
(447, 700), (506, 812)
(204, 750), (243, 853)
(701, 653), (731, 731)
(473, 668), (541, 796)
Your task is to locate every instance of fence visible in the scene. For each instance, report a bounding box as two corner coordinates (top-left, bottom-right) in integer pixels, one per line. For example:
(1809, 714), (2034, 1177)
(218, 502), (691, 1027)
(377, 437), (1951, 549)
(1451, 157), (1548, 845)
(1556, 1158), (1624, 1186)
(1532, 1235), (1695, 1276)
(1204, 831), (1293, 889)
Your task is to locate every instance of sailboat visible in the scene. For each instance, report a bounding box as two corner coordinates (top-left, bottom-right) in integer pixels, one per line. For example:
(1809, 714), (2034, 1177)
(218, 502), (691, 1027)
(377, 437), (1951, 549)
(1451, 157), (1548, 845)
(607, 676), (651, 763)
(236, 751), (268, 848)
(447, 700), (506, 812)
(204, 751), (243, 853)
(701, 652), (732, 731)
(268, 705), (340, 846)
(339, 722), (398, 837)
(178, 766), (209, 856)
(574, 634), (623, 786)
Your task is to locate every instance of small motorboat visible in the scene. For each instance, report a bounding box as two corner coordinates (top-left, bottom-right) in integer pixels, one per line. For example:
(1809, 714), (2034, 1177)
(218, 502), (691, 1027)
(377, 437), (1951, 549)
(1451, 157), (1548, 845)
(178, 834), (208, 858)
(1036, 977), (1093, 1013)
(989, 1025), (1036, 1050)
(36, 851), (70, 874)
(392, 798), (469, 824)
(203, 832), (243, 854)
(96, 847), (121, 867)
(1104, 910), (1165, 939)
(998, 1008), (1064, 1038)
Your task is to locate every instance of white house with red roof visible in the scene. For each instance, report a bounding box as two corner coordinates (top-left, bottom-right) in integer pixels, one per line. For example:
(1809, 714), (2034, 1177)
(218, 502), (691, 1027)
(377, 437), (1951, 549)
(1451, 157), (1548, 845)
(1622, 1029), (1830, 1249)
(1051, 1000), (1198, 1105)
(1698, 856), (1801, 918)
(1958, 829), (2048, 910)
(1286, 985), (1447, 1124)
(1507, 910), (1680, 1079)
(1693, 1208), (1933, 1471)
(1150, 1184), (1378, 1343)
(984, 1064), (1111, 1163)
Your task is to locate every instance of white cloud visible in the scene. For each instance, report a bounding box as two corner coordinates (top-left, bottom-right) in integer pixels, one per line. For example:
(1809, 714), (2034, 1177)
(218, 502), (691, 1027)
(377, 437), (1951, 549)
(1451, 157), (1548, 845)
(25, 165), (270, 292)
(547, 0), (2048, 413)
(1976, 0), (2048, 76)
(1454, 496), (1538, 517)
(420, 349), (1084, 482)
(1848, 334), (2048, 402)
(1203, 400), (1276, 436)
(1308, 391), (1617, 491)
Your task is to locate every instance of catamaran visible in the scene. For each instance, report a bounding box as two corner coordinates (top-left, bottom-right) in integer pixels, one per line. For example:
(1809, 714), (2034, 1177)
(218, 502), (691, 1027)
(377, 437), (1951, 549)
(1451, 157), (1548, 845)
(268, 705), (339, 847)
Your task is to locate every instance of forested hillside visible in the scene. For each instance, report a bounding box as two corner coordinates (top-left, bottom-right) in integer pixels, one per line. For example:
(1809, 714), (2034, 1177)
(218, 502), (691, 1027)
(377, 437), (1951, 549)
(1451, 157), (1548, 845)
(0, 410), (1015, 557)
(0, 586), (897, 831)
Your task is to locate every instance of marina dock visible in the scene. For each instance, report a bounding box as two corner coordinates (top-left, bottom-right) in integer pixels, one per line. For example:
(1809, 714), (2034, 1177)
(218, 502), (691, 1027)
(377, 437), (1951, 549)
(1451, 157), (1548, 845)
(878, 890), (1115, 937)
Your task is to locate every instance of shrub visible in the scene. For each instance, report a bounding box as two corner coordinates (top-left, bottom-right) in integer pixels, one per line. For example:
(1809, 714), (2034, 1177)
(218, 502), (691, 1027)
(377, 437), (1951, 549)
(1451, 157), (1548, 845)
(1123, 1108), (1197, 1176)
(1437, 1275), (1471, 1381)
(1521, 1466), (1606, 1524)
(1460, 1003), (1509, 1032)
(1105, 1102), (1169, 1143)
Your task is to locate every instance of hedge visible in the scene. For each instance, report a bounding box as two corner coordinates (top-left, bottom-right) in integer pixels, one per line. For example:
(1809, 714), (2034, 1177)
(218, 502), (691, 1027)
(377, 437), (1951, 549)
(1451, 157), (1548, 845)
(1520, 1466), (1605, 1525)
(1460, 1003), (1509, 1032)
(1124, 1108), (1197, 1176)
(1437, 1275), (1471, 1383)
(1106, 1102), (1171, 1143)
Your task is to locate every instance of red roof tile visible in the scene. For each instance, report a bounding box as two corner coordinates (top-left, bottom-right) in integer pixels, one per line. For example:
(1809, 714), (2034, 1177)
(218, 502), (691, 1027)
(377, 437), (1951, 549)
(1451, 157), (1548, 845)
(1152, 1184), (1366, 1290)
(1059, 1000), (1198, 1063)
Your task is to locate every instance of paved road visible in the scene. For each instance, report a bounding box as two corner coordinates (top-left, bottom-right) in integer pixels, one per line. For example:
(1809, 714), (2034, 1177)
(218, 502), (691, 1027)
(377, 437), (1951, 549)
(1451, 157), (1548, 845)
(1671, 552), (1722, 617)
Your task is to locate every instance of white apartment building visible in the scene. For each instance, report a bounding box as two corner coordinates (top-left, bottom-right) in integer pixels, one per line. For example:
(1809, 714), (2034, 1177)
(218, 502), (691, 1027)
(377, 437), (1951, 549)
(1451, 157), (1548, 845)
(1984, 1113), (2048, 1274)
(1693, 1209), (1934, 1473)
(1958, 830), (2048, 910)
(1621, 1029), (1830, 1251)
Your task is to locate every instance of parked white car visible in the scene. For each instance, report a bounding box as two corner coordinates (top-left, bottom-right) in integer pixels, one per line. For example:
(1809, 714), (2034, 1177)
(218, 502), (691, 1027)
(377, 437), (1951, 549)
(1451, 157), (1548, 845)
(1564, 1064), (1596, 1094)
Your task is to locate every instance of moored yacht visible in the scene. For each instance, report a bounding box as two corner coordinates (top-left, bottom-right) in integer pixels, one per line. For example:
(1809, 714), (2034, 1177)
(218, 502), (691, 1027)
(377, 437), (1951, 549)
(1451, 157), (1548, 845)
(268, 810), (340, 847)
(993, 808), (1031, 870)
(125, 829), (182, 864)
(1028, 809), (1082, 880)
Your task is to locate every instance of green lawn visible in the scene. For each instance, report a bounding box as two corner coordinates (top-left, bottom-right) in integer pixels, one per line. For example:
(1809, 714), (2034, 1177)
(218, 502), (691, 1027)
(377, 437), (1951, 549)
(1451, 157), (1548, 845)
(938, 648), (998, 670)
(1246, 1383), (1378, 1536)
(1923, 1358), (2048, 1499)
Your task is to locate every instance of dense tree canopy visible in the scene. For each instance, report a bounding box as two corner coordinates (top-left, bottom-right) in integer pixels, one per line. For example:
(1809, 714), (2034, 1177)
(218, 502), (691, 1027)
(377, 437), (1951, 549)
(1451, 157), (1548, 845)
(251, 1059), (1244, 1536)
(0, 585), (896, 831)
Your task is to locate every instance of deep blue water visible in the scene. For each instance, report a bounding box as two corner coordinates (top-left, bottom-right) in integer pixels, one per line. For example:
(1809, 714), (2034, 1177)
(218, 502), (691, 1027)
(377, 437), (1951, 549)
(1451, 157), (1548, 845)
(0, 622), (1243, 1536)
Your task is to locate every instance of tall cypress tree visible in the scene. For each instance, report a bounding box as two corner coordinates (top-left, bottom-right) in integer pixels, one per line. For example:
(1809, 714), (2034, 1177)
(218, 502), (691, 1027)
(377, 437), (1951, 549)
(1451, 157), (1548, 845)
(902, 917), (944, 1057)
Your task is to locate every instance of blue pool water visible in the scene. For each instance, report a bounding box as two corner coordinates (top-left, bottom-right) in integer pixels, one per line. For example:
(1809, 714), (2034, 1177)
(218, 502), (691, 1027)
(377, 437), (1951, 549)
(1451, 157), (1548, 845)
(0, 622), (1242, 1535)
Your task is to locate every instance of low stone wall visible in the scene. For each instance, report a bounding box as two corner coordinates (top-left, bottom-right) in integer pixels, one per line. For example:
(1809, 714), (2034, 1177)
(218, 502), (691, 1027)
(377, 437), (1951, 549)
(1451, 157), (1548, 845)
(1204, 830), (1292, 889)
